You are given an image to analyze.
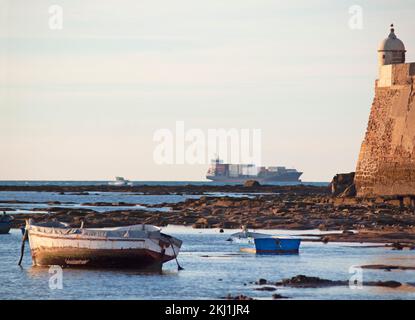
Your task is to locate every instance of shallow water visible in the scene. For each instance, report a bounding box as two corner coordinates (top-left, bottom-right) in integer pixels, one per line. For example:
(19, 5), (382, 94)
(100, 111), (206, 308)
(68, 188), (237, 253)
(0, 191), (199, 205)
(0, 191), (200, 213)
(0, 191), (267, 214)
(1, 227), (414, 300)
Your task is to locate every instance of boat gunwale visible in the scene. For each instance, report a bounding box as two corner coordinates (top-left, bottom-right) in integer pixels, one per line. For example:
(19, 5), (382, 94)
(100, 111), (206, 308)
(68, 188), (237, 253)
(28, 232), (149, 242)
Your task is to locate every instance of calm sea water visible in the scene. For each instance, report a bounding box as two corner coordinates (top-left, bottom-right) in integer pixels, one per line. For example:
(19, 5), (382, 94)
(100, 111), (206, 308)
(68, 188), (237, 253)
(0, 182), (413, 300)
(0, 191), (200, 213)
(1, 227), (414, 300)
(0, 181), (329, 187)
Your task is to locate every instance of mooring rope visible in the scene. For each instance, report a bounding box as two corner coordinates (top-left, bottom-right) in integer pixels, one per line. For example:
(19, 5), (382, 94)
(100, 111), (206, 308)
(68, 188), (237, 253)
(18, 228), (28, 266)
(168, 238), (184, 271)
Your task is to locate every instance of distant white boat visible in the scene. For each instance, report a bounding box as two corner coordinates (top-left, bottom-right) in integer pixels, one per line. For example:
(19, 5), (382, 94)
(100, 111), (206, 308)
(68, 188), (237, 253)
(108, 177), (133, 186)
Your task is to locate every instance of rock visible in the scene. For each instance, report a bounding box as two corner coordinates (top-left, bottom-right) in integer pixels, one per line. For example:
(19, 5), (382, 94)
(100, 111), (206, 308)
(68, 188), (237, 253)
(330, 172), (356, 197)
(195, 217), (208, 225)
(340, 184), (357, 197)
(214, 199), (235, 207)
(272, 293), (289, 299)
(275, 275), (346, 288)
(223, 294), (253, 300)
(318, 224), (327, 231)
(47, 201), (61, 205)
(360, 264), (415, 271)
(244, 180), (260, 187)
(221, 221), (240, 229)
(365, 280), (401, 288)
(256, 278), (267, 285)
(392, 242), (404, 250)
(275, 274), (402, 289)
(254, 286), (276, 291)
(212, 208), (223, 215)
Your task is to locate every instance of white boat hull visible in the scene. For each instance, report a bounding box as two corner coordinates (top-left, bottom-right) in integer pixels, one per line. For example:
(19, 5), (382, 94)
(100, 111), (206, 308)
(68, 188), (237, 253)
(27, 223), (181, 270)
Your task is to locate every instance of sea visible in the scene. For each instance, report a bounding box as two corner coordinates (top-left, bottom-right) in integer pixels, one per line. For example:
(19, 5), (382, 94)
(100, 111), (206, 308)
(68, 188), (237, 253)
(0, 180), (329, 187)
(0, 181), (414, 300)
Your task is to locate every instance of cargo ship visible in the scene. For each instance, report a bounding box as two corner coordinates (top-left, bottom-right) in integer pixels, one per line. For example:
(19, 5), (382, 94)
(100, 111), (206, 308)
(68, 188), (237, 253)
(206, 159), (302, 183)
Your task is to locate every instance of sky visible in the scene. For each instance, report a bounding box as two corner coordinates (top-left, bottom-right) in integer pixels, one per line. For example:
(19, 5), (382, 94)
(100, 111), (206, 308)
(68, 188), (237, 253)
(1, 0), (414, 181)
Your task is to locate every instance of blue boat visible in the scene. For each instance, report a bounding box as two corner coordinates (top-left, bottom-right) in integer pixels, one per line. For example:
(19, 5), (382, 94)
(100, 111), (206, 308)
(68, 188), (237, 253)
(230, 228), (301, 254)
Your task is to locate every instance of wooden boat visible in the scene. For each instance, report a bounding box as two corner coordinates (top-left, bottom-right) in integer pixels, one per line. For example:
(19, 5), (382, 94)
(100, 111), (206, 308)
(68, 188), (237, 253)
(25, 220), (182, 270)
(230, 229), (301, 254)
(0, 214), (13, 234)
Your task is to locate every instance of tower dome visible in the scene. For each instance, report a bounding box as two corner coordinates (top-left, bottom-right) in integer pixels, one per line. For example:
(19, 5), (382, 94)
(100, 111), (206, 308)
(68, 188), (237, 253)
(378, 24), (406, 66)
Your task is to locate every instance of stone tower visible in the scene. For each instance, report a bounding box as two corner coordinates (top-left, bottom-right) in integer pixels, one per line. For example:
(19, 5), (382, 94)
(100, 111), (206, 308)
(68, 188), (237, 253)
(355, 25), (415, 197)
(377, 24), (406, 68)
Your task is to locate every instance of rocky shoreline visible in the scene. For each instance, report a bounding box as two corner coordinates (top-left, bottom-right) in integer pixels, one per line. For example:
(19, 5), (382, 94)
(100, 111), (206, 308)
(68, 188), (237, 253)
(3, 184), (415, 246)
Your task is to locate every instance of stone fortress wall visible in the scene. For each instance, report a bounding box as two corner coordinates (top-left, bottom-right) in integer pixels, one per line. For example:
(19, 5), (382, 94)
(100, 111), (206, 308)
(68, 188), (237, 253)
(355, 63), (415, 196)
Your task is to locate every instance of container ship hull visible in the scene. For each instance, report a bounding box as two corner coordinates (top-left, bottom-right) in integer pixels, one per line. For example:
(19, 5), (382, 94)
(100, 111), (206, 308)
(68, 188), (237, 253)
(206, 172), (302, 183)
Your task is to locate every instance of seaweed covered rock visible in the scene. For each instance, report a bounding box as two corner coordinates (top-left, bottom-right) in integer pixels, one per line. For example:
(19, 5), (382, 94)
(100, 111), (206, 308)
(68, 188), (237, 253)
(275, 275), (346, 288)
(223, 294), (253, 300)
(330, 172), (356, 197)
(244, 180), (260, 187)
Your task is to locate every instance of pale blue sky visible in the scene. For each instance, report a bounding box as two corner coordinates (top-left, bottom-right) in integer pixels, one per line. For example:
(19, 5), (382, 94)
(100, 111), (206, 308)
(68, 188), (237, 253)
(1, 0), (414, 181)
